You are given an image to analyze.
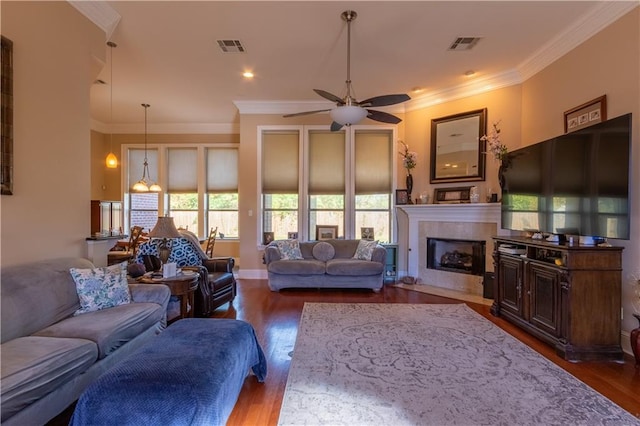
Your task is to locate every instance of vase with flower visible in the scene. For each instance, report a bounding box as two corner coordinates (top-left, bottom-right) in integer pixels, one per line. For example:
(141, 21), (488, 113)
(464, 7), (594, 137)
(399, 141), (417, 203)
(481, 120), (509, 190)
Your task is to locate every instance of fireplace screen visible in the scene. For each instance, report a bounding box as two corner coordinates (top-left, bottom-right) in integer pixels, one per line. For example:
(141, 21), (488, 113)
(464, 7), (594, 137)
(427, 237), (485, 276)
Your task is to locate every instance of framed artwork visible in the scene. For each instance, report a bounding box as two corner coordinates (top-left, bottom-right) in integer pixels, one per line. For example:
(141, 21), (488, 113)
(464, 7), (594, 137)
(360, 227), (374, 240)
(433, 186), (472, 204)
(287, 232), (298, 240)
(262, 232), (274, 245)
(1, 36), (13, 195)
(564, 95), (606, 133)
(430, 108), (487, 184)
(316, 225), (338, 241)
(395, 189), (409, 205)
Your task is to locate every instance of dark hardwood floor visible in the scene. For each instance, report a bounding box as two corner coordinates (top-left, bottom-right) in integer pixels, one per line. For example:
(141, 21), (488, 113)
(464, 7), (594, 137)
(50, 279), (640, 425)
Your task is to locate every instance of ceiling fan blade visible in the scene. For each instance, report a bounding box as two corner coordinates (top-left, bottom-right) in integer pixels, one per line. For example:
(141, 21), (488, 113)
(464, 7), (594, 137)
(359, 94), (411, 107)
(330, 121), (344, 132)
(283, 109), (332, 118)
(366, 109), (402, 124)
(314, 89), (345, 105)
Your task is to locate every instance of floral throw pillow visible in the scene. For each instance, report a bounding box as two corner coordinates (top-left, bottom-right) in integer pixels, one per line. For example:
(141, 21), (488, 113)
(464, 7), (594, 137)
(353, 239), (378, 261)
(70, 262), (131, 315)
(275, 239), (304, 260)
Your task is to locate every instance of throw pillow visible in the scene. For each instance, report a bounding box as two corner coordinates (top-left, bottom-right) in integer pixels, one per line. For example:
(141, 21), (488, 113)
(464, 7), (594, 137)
(312, 241), (335, 262)
(353, 239), (378, 261)
(70, 262), (131, 315)
(275, 239), (304, 260)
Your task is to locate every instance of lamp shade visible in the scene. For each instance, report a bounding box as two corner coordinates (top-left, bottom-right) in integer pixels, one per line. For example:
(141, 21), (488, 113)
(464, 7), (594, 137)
(106, 152), (118, 168)
(330, 105), (368, 126)
(149, 216), (181, 239)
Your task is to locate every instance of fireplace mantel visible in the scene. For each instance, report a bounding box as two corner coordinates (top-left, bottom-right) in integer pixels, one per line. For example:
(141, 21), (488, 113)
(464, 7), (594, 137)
(395, 203), (509, 282)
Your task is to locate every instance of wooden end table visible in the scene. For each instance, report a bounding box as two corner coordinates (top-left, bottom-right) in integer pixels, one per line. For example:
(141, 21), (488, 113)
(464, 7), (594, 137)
(138, 272), (199, 322)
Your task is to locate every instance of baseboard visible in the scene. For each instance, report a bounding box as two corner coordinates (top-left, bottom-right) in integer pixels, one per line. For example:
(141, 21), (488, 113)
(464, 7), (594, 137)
(238, 269), (268, 280)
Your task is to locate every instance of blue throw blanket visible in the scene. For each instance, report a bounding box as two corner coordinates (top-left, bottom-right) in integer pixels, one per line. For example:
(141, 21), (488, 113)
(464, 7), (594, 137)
(70, 318), (267, 426)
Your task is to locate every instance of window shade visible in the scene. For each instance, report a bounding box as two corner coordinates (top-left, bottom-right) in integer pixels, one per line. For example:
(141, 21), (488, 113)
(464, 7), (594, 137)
(128, 149), (159, 190)
(168, 148), (197, 192)
(262, 131), (299, 194)
(207, 148), (238, 192)
(309, 131), (345, 195)
(354, 130), (392, 194)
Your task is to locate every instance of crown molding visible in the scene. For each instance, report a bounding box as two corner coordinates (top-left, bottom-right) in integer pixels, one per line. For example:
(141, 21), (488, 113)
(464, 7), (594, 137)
(91, 119), (238, 135)
(405, 69), (523, 112)
(68, 1), (121, 40)
(517, 1), (639, 81)
(234, 100), (334, 115)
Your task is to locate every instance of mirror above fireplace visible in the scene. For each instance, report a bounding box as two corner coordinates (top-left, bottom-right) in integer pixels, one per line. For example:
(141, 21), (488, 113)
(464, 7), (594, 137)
(430, 108), (487, 184)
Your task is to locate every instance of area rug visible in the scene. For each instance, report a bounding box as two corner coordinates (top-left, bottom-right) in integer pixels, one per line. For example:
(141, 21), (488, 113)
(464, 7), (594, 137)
(278, 303), (638, 425)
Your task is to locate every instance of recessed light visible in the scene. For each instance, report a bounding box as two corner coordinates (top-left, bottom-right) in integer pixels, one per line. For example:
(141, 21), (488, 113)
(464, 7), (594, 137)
(464, 70), (475, 77)
(243, 71), (254, 79)
(412, 87), (424, 93)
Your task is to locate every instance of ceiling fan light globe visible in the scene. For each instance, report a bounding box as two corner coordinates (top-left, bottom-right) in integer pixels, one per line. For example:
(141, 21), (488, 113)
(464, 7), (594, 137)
(330, 106), (367, 126)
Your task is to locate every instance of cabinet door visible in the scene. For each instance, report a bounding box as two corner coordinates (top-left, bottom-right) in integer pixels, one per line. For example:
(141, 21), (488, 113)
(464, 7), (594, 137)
(498, 256), (524, 317)
(111, 202), (123, 235)
(527, 262), (561, 337)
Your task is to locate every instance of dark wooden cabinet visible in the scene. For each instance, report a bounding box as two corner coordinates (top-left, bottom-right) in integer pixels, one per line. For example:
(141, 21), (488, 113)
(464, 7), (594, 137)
(91, 200), (123, 236)
(491, 236), (623, 362)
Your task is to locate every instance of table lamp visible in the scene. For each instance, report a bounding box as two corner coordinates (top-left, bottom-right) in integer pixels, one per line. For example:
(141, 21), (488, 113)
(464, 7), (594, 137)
(149, 216), (181, 264)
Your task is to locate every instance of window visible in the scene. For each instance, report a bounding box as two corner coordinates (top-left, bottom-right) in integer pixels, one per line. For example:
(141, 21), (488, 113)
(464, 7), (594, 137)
(207, 148), (239, 238)
(128, 148), (159, 232)
(260, 126), (395, 243)
(262, 131), (299, 240)
(354, 130), (393, 242)
(167, 148), (198, 231)
(308, 130), (345, 238)
(125, 144), (238, 238)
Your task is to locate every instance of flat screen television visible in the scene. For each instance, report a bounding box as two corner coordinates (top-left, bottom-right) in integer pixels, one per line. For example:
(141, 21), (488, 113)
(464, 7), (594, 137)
(501, 113), (631, 240)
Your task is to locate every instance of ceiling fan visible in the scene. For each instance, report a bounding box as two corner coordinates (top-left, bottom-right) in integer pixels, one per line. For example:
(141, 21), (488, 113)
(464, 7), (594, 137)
(283, 10), (410, 131)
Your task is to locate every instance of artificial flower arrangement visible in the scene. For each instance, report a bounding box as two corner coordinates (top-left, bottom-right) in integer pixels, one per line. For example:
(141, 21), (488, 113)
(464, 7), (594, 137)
(481, 120), (508, 162)
(398, 141), (417, 171)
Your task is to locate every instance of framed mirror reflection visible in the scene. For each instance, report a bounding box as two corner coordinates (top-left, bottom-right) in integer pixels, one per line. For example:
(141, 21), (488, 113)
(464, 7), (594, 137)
(430, 108), (487, 184)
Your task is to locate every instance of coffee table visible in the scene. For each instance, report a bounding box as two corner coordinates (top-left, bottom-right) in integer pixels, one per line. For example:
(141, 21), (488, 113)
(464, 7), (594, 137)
(139, 272), (199, 321)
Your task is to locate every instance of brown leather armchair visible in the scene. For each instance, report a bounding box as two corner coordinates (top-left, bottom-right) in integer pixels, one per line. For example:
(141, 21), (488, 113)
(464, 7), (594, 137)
(190, 257), (236, 317)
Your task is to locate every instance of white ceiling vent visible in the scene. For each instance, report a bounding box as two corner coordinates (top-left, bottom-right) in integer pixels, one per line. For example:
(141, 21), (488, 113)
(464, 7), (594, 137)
(217, 40), (246, 53)
(448, 37), (481, 51)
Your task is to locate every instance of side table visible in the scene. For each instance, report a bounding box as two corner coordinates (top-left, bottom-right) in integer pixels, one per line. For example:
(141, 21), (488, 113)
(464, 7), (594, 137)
(138, 272), (199, 322)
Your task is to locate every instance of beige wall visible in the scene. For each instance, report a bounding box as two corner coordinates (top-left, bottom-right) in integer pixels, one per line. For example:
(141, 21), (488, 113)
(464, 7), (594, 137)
(1, 2), (104, 267)
(521, 8), (639, 335)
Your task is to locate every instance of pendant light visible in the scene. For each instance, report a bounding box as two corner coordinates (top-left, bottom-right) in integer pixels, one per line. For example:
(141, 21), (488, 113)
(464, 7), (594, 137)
(132, 103), (162, 192)
(105, 41), (118, 168)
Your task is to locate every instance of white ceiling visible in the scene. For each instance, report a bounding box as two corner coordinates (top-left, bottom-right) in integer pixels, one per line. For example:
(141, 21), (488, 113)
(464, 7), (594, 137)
(76, 1), (637, 134)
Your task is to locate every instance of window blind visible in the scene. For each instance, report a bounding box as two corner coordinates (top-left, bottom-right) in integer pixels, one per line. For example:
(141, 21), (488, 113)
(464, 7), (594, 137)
(354, 130), (392, 194)
(167, 148), (197, 192)
(207, 148), (238, 192)
(262, 131), (299, 194)
(308, 130), (345, 195)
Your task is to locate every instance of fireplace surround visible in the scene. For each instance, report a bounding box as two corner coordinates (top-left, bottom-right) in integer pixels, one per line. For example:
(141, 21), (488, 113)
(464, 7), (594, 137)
(396, 204), (509, 296)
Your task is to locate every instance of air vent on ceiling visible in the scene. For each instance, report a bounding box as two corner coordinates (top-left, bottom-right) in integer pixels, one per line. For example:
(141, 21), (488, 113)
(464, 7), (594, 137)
(217, 40), (246, 53)
(448, 37), (481, 51)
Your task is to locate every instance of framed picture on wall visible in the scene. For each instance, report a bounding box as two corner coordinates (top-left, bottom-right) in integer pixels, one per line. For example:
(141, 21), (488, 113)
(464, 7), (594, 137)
(287, 232), (298, 240)
(564, 95), (607, 133)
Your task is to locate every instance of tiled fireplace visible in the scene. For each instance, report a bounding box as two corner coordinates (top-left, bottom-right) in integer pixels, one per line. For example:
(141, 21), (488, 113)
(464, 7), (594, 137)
(396, 204), (509, 296)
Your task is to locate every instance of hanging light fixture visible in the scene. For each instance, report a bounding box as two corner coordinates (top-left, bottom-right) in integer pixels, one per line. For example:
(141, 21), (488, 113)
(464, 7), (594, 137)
(132, 103), (161, 192)
(105, 41), (118, 168)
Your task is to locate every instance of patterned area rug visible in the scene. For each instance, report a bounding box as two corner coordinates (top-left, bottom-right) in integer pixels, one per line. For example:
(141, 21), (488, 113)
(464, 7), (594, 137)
(278, 303), (638, 425)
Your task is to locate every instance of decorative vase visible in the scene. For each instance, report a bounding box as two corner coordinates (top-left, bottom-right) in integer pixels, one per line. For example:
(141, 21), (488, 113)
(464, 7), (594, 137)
(406, 172), (414, 204)
(498, 163), (506, 191)
(631, 314), (640, 367)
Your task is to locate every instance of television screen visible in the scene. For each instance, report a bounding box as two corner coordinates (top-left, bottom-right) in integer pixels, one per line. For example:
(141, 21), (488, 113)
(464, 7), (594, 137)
(501, 113), (631, 240)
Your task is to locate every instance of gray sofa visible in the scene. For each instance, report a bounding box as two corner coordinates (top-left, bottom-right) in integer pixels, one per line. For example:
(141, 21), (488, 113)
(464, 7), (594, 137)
(264, 239), (385, 291)
(0, 257), (170, 426)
